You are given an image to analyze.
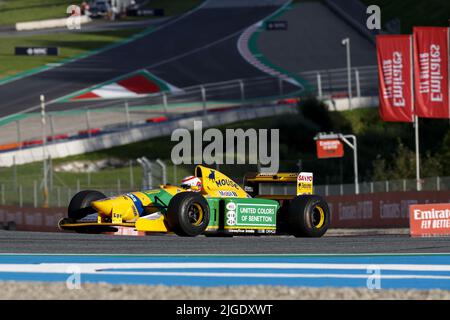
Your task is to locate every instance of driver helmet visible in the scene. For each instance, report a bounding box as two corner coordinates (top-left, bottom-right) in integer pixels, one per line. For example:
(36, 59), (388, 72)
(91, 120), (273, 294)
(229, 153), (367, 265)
(180, 176), (202, 190)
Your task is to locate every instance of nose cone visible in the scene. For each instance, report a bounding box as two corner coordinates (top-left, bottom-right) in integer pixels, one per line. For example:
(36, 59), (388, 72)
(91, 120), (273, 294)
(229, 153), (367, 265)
(91, 198), (114, 216)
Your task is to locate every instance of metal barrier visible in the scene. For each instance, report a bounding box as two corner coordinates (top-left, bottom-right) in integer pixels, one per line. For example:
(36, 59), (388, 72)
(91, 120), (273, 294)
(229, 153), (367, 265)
(0, 155), (447, 208)
(137, 157), (167, 189)
(0, 66), (378, 148)
(299, 65), (378, 98)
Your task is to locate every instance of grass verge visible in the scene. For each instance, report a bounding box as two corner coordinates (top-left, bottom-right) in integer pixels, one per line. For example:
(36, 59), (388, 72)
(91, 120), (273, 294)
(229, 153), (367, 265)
(0, 28), (143, 79)
(0, 0), (72, 26)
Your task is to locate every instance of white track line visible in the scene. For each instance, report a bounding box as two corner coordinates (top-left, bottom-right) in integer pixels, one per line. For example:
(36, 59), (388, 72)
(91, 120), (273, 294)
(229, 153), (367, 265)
(236, 0), (303, 88)
(1, 262), (450, 273)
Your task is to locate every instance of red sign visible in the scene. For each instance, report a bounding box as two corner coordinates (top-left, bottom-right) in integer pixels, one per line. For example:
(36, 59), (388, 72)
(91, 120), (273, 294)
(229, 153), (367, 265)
(376, 35), (414, 122)
(409, 203), (450, 237)
(316, 139), (344, 159)
(413, 27), (450, 119)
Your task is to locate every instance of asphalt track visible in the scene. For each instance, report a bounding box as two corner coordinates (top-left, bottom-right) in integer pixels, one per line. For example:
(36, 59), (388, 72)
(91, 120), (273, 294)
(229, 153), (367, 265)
(1, 230), (450, 254)
(258, 1), (376, 72)
(0, 0), (289, 117)
(3, 253), (450, 289)
(2, 231), (450, 290)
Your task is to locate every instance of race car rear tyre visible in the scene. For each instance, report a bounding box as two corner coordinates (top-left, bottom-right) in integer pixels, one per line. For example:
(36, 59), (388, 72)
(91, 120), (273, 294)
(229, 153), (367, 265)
(167, 192), (210, 237)
(288, 195), (330, 237)
(68, 190), (106, 221)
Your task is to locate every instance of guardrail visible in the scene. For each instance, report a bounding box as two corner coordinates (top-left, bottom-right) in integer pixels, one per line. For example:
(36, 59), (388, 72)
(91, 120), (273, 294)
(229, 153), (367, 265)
(0, 166), (447, 208)
(0, 102), (299, 166)
(299, 65), (378, 98)
(0, 66), (378, 149)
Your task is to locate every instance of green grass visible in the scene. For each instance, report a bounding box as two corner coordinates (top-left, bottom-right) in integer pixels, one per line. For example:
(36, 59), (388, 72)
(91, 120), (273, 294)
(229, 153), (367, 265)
(0, 0), (73, 25)
(144, 0), (204, 16)
(0, 28), (143, 78)
(360, 0), (450, 33)
(0, 0), (205, 79)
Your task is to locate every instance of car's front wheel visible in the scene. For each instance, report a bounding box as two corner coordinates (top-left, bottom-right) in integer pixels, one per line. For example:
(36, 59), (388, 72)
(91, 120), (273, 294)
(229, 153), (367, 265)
(68, 190), (107, 221)
(166, 192), (210, 237)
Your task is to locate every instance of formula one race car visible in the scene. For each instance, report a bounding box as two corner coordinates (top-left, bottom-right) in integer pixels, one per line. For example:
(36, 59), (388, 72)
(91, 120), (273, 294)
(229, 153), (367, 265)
(58, 165), (330, 237)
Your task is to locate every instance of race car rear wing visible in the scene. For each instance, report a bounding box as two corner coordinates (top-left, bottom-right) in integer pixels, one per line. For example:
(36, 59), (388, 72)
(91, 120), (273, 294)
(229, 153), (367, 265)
(243, 172), (313, 198)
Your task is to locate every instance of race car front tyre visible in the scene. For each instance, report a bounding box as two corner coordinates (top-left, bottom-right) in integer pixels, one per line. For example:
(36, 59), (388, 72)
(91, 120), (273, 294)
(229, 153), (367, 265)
(288, 195), (330, 237)
(68, 190), (106, 221)
(166, 192), (210, 237)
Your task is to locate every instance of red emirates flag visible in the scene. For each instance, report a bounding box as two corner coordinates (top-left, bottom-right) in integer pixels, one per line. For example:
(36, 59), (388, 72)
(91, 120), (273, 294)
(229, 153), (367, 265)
(413, 27), (450, 119)
(376, 35), (414, 122)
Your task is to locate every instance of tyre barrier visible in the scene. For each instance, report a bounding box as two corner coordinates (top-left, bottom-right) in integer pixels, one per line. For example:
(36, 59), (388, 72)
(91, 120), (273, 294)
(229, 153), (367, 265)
(77, 128), (102, 137)
(0, 142), (23, 152)
(145, 116), (168, 123)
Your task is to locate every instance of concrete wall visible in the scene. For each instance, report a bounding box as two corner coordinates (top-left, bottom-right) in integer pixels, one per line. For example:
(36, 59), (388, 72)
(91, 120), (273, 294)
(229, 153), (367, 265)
(16, 16), (91, 31)
(0, 104), (297, 167)
(323, 96), (379, 111)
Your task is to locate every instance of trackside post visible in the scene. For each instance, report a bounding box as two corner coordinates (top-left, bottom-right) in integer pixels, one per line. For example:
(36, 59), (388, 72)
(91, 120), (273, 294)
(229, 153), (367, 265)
(40, 94), (49, 208)
(314, 132), (359, 194)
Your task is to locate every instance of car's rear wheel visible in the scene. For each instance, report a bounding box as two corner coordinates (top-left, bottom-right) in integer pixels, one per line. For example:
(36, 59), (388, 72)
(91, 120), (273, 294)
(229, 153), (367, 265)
(166, 192), (210, 237)
(68, 190), (106, 221)
(287, 195), (330, 237)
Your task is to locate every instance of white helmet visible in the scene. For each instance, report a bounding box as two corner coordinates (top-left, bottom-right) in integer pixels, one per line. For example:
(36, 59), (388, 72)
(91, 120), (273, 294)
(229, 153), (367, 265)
(180, 176), (202, 190)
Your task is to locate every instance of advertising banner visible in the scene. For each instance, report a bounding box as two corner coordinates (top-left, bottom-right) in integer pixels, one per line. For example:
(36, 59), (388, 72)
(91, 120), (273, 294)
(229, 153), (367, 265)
(316, 139), (344, 159)
(325, 191), (450, 228)
(409, 203), (450, 237)
(297, 172), (314, 195)
(413, 27), (449, 119)
(15, 47), (59, 56)
(376, 35), (414, 122)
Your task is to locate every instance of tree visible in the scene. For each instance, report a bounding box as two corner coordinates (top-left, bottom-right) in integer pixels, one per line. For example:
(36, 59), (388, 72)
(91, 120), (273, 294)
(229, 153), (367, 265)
(372, 139), (444, 181)
(371, 140), (416, 180)
(438, 130), (450, 176)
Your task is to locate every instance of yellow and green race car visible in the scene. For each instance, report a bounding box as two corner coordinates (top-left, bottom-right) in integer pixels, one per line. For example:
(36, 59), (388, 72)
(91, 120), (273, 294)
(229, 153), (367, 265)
(58, 165), (330, 237)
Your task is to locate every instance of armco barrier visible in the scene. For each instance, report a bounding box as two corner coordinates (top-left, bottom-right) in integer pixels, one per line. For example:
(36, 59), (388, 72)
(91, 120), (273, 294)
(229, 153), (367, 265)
(1, 191), (449, 233)
(326, 191), (450, 228)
